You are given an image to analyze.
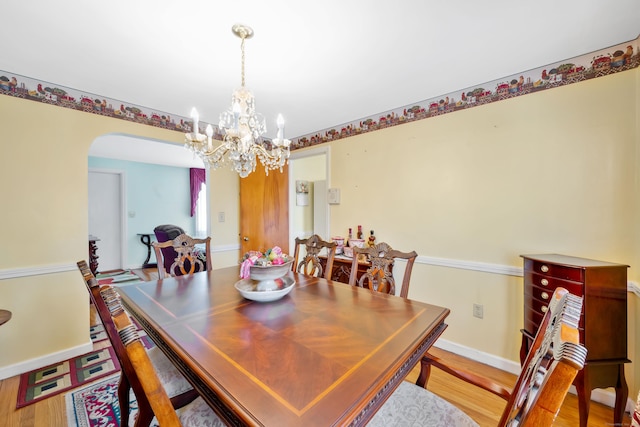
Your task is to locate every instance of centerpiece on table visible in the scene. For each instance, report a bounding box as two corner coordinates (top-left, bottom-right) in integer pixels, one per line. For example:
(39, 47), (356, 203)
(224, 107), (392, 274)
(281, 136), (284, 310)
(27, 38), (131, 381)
(237, 246), (295, 299)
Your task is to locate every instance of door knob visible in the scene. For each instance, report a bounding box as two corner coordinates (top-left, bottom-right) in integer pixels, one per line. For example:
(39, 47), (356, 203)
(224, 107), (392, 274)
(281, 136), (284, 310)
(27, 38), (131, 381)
(243, 237), (249, 241)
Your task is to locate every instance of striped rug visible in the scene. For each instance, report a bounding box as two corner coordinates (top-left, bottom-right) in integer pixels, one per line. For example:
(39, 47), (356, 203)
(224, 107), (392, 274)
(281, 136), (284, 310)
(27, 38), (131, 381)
(16, 316), (151, 408)
(16, 345), (119, 408)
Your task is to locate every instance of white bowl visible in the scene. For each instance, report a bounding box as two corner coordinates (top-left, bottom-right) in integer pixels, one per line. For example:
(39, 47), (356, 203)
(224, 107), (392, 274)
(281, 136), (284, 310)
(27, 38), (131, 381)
(249, 259), (294, 281)
(235, 274), (296, 302)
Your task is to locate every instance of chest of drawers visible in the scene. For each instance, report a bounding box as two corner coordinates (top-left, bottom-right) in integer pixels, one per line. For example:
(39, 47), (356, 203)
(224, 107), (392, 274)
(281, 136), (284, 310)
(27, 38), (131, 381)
(520, 254), (629, 427)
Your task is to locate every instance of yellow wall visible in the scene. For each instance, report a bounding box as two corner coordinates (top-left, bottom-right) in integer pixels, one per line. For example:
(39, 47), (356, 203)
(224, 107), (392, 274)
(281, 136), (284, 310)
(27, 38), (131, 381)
(0, 67), (638, 404)
(0, 97), (239, 374)
(327, 69), (638, 396)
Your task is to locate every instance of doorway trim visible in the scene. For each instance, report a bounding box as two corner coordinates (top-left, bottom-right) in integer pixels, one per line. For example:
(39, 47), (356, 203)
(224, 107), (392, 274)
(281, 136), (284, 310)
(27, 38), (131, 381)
(288, 146), (331, 247)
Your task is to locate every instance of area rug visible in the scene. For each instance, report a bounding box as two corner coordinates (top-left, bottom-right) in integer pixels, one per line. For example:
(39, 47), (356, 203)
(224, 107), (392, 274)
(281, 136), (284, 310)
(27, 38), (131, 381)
(96, 270), (144, 286)
(16, 346), (120, 408)
(65, 373), (145, 427)
(17, 316), (152, 408)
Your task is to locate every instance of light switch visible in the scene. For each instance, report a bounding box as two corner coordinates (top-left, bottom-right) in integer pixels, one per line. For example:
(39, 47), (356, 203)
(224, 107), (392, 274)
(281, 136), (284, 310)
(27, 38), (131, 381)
(218, 212), (225, 222)
(328, 188), (341, 204)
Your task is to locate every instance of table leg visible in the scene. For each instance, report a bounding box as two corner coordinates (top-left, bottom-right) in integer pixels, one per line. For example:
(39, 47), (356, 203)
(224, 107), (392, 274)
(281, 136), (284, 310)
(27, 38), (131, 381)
(139, 234), (157, 268)
(613, 364), (628, 427)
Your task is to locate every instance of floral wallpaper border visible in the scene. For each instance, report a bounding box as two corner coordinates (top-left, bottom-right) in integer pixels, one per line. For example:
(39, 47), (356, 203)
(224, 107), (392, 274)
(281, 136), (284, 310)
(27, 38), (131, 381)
(1, 35), (638, 151)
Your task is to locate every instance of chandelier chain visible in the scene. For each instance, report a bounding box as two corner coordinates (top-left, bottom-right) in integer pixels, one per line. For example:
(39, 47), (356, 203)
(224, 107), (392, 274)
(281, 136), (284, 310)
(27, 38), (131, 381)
(240, 36), (246, 88)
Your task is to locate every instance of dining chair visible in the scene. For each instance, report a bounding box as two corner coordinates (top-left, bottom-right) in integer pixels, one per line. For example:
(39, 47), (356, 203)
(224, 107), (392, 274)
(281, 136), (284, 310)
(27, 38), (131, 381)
(349, 242), (417, 298)
(98, 284), (225, 426)
(292, 234), (337, 279)
(76, 260), (199, 427)
(152, 234), (212, 279)
(153, 224), (186, 274)
(369, 287), (587, 427)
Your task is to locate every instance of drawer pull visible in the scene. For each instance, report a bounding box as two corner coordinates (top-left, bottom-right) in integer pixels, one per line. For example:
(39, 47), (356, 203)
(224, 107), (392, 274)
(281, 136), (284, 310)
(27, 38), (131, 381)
(541, 291), (549, 300)
(540, 265), (549, 273)
(540, 305), (548, 313)
(540, 279), (549, 286)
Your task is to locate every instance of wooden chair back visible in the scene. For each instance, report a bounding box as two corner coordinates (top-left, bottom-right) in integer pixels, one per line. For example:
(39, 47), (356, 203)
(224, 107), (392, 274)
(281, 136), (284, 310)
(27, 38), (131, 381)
(77, 260), (155, 426)
(152, 234), (212, 279)
(77, 260), (198, 427)
(415, 287), (586, 427)
(292, 234), (337, 279)
(349, 242), (417, 298)
(499, 288), (586, 426)
(100, 285), (183, 426)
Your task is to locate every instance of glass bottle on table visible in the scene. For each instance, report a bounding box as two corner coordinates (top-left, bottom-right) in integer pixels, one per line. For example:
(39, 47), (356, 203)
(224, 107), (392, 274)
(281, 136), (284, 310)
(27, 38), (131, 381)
(357, 225), (363, 240)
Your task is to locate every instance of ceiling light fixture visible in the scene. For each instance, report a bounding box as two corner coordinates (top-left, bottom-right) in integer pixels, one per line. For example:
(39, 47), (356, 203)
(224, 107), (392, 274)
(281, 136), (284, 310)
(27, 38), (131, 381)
(185, 24), (290, 178)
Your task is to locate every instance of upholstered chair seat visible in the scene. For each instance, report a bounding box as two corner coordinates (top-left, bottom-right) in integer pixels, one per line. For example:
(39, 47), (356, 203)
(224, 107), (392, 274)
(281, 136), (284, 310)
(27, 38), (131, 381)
(368, 381), (478, 426)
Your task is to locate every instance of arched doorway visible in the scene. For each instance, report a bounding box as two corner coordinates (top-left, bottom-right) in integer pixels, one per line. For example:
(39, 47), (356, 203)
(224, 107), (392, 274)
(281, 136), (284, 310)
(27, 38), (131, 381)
(88, 134), (204, 270)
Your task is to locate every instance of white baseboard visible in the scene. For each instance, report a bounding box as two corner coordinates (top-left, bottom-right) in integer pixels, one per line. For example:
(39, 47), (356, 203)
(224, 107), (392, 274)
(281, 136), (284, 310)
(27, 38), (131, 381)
(434, 338), (635, 413)
(0, 340), (93, 381)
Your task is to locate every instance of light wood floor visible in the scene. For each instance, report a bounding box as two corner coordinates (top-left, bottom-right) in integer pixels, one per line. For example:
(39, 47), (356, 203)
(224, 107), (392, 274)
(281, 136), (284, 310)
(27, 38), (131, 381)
(0, 268), (631, 426)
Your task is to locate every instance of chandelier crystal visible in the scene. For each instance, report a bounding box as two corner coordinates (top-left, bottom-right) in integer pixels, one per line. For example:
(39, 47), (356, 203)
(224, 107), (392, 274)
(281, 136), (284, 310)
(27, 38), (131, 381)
(185, 24), (290, 178)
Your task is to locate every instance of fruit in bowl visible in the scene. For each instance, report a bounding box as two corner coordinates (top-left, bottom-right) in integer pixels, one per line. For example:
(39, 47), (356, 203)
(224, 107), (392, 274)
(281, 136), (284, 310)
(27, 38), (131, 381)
(240, 246), (293, 280)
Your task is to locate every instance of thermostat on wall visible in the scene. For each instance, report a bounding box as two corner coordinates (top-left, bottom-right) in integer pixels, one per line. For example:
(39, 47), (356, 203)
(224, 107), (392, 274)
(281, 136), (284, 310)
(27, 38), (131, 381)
(328, 188), (341, 204)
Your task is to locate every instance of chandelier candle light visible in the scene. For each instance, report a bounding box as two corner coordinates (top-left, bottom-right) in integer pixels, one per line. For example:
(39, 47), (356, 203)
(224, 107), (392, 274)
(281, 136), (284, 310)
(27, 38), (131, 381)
(185, 24), (291, 178)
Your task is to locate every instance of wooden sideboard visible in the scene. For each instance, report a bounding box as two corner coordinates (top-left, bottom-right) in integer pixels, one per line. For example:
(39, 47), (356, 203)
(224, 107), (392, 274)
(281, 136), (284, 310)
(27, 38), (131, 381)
(319, 255), (370, 284)
(520, 254), (629, 427)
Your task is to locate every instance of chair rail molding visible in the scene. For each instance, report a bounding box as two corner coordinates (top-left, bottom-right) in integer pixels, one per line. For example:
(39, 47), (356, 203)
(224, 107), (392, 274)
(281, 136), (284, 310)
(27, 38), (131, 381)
(416, 255), (523, 277)
(0, 263), (77, 280)
(416, 255), (640, 297)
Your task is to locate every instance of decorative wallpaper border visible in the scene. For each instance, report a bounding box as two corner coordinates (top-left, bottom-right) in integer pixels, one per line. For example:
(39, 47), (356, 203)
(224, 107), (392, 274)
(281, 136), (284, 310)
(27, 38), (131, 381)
(1, 35), (638, 150)
(291, 36), (639, 149)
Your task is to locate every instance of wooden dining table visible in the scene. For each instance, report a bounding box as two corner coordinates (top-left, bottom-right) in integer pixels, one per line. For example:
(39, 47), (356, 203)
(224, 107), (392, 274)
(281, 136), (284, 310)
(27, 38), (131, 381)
(118, 266), (450, 427)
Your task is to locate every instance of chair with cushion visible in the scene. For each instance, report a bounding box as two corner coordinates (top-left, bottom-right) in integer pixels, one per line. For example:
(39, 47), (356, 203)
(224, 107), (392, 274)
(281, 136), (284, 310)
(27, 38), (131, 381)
(292, 234), (337, 279)
(152, 234), (212, 279)
(77, 260), (200, 427)
(153, 224), (186, 274)
(98, 284), (224, 426)
(349, 242), (417, 298)
(368, 287), (587, 427)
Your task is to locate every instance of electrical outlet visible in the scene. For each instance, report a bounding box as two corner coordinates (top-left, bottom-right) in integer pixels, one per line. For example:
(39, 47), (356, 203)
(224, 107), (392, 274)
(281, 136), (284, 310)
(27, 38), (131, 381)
(473, 303), (484, 319)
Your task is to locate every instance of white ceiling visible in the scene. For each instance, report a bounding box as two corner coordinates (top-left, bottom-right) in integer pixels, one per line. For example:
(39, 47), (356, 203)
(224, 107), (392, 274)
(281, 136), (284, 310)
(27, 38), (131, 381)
(2, 0), (639, 162)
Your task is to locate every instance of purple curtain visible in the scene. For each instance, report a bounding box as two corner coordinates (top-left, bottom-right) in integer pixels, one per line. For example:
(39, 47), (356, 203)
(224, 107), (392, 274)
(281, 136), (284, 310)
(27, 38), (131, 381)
(190, 168), (206, 217)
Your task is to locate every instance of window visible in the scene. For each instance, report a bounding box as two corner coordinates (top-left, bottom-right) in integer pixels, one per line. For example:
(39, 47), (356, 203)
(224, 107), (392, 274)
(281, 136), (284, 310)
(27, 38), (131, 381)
(195, 183), (207, 236)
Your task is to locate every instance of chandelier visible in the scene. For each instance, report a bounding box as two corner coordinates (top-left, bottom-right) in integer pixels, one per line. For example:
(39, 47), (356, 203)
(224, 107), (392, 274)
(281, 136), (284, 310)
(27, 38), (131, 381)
(184, 24), (291, 178)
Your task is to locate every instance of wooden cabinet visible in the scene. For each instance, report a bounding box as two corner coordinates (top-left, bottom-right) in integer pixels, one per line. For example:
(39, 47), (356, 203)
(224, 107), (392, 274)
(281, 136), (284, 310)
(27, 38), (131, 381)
(88, 235), (100, 275)
(520, 254), (629, 427)
(319, 255), (370, 284)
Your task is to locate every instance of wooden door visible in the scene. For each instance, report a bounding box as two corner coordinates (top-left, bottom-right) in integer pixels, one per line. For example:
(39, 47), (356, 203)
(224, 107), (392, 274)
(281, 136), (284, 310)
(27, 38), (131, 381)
(240, 163), (289, 255)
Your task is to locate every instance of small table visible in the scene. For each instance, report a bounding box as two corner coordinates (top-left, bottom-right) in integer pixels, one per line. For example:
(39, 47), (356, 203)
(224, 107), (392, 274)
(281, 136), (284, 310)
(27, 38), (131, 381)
(136, 233), (157, 269)
(0, 309), (12, 326)
(119, 267), (449, 426)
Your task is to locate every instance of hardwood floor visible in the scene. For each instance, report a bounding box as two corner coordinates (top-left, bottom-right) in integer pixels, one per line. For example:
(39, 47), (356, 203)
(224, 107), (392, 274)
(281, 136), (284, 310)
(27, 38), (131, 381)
(0, 268), (631, 426)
